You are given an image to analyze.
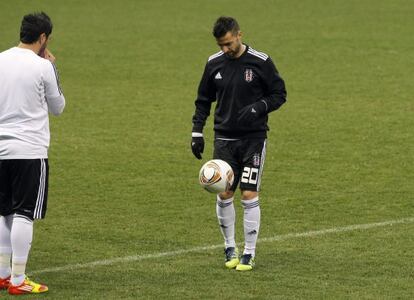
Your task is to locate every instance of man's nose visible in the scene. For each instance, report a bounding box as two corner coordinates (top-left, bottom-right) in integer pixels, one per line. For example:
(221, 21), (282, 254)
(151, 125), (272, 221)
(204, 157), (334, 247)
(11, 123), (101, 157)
(222, 46), (229, 53)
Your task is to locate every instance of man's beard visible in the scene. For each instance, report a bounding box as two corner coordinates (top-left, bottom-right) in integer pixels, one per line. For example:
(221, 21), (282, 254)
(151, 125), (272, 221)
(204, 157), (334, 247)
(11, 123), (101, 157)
(225, 43), (241, 59)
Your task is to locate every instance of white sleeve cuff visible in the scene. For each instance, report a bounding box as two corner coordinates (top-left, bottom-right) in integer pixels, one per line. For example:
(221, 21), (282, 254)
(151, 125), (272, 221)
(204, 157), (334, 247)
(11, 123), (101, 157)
(47, 94), (66, 116)
(192, 132), (203, 138)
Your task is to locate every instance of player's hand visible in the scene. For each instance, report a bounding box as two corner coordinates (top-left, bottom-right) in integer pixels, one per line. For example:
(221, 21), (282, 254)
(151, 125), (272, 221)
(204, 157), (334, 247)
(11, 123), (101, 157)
(40, 49), (56, 63)
(191, 135), (204, 160)
(237, 100), (267, 124)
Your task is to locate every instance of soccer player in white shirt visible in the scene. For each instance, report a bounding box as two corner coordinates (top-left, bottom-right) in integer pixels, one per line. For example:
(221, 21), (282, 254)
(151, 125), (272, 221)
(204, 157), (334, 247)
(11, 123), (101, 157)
(0, 12), (65, 295)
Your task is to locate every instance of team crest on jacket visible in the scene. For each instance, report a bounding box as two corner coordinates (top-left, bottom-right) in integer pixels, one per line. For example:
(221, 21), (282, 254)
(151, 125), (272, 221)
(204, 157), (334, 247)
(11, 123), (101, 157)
(244, 69), (254, 82)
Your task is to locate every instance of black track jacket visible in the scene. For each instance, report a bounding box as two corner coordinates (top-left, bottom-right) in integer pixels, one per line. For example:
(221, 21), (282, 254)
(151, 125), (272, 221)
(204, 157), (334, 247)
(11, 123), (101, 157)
(192, 45), (287, 139)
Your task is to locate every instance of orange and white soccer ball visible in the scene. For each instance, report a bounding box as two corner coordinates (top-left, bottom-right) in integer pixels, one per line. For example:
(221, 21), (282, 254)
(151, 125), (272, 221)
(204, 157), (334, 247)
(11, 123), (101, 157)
(199, 159), (234, 193)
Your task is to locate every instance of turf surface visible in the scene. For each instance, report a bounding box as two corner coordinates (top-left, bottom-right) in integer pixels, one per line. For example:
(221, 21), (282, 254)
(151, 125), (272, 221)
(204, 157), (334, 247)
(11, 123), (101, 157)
(0, 0), (413, 298)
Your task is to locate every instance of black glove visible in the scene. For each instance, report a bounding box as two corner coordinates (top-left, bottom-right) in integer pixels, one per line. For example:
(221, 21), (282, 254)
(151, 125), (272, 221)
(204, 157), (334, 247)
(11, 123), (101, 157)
(237, 100), (267, 124)
(191, 135), (204, 160)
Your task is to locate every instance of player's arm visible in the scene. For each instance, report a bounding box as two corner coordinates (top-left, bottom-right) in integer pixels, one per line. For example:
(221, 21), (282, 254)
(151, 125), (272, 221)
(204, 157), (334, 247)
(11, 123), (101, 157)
(192, 63), (216, 133)
(260, 57), (287, 113)
(237, 57), (286, 124)
(191, 63), (216, 159)
(43, 51), (65, 116)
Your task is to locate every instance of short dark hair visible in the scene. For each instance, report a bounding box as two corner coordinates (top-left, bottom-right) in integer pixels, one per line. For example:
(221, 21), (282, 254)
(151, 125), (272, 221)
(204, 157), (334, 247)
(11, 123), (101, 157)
(213, 16), (240, 38)
(20, 12), (53, 44)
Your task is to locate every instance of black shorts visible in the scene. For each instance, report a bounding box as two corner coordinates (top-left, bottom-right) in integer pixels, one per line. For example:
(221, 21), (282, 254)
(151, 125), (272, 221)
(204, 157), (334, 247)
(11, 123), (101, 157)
(213, 138), (267, 192)
(0, 159), (49, 220)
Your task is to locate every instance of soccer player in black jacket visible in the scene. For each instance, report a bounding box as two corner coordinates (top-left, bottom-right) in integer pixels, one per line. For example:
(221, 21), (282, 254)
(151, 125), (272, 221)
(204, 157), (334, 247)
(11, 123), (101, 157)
(191, 16), (287, 271)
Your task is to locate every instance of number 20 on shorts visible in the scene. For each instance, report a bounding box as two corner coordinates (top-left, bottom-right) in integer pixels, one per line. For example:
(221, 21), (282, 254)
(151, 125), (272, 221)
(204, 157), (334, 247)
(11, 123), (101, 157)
(241, 167), (259, 184)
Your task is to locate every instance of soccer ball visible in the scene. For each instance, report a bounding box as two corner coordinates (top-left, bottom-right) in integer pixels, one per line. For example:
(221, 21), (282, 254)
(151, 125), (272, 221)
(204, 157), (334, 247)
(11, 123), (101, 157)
(199, 159), (234, 193)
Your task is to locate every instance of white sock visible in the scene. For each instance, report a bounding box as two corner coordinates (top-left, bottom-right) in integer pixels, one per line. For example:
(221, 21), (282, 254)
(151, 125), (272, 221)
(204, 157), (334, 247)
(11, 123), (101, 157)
(10, 216), (33, 286)
(216, 196), (236, 248)
(0, 215), (13, 278)
(241, 197), (261, 257)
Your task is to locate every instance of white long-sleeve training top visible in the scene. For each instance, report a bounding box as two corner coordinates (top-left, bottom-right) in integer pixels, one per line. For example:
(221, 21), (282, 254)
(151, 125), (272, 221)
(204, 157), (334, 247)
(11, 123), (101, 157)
(0, 47), (65, 159)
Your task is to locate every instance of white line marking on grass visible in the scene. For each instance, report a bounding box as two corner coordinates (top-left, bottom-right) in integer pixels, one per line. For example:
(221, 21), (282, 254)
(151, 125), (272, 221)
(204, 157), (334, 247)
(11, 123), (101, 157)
(32, 217), (414, 275)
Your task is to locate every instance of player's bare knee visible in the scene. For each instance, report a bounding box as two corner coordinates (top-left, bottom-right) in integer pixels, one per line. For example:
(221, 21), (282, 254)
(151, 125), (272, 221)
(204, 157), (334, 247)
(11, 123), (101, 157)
(218, 190), (234, 200)
(241, 190), (258, 200)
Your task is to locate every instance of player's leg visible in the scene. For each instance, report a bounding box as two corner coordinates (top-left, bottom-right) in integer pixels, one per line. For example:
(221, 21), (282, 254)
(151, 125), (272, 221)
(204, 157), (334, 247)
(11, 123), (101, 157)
(0, 215), (13, 289)
(0, 161), (13, 289)
(217, 189), (235, 249)
(236, 190), (260, 271)
(216, 190), (239, 268)
(10, 215), (33, 287)
(213, 139), (241, 268)
(236, 139), (267, 271)
(7, 159), (48, 295)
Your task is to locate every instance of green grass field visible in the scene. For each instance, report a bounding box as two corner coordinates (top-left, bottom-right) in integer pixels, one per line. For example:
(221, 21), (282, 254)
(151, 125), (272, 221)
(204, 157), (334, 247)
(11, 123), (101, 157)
(1, 0), (413, 299)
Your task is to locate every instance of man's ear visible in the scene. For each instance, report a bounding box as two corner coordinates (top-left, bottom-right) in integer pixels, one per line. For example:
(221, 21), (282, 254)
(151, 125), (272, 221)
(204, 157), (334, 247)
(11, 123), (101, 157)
(39, 33), (47, 44)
